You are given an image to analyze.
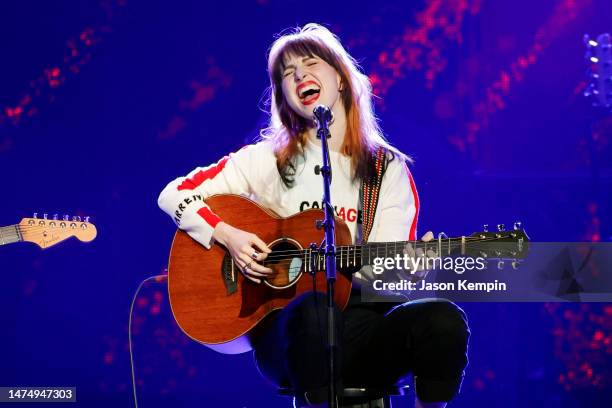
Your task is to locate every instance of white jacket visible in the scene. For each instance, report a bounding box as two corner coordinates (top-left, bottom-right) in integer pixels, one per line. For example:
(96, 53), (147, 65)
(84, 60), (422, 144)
(158, 139), (419, 249)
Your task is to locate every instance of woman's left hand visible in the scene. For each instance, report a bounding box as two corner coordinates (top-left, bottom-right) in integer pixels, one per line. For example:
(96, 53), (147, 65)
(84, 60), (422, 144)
(404, 231), (437, 278)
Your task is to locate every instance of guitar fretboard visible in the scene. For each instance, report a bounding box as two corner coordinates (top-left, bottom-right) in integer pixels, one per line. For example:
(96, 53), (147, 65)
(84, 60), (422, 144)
(0, 224), (21, 246)
(335, 238), (471, 270)
(255, 233), (525, 272)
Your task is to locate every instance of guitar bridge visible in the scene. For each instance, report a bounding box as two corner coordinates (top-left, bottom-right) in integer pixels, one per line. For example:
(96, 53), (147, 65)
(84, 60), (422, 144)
(221, 254), (238, 295)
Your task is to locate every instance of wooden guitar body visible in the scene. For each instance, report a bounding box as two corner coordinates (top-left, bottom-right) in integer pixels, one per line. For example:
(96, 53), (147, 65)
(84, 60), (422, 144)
(167, 194), (530, 354)
(167, 194), (353, 354)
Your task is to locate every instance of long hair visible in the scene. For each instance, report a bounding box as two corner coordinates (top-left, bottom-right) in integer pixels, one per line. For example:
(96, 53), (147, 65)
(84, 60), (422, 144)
(260, 23), (409, 187)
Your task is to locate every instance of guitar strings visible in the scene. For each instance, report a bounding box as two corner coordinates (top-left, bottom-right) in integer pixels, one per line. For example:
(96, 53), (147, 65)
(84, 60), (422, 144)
(259, 245), (516, 261)
(232, 237), (525, 269)
(250, 235), (523, 261)
(235, 245), (525, 272)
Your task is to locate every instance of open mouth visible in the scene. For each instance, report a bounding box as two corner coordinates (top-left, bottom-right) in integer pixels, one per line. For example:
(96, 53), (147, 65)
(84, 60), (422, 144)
(296, 81), (321, 106)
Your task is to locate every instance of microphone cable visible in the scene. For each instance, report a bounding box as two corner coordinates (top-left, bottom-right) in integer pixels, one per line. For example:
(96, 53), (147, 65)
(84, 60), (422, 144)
(129, 274), (167, 408)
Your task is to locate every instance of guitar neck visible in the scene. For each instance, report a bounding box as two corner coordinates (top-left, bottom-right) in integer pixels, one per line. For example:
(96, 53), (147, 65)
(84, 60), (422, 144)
(0, 224), (21, 246)
(258, 227), (527, 272)
(333, 232), (526, 270)
(337, 239), (460, 270)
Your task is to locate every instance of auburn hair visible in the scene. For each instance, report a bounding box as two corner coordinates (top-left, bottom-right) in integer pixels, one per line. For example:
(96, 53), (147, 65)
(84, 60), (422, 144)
(260, 23), (408, 187)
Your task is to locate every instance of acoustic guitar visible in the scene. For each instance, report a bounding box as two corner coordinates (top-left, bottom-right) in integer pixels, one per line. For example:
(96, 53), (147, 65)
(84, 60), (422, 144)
(167, 194), (528, 354)
(0, 214), (97, 248)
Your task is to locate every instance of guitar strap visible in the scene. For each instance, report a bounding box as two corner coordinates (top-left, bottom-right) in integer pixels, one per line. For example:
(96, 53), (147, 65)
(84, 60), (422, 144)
(358, 147), (388, 244)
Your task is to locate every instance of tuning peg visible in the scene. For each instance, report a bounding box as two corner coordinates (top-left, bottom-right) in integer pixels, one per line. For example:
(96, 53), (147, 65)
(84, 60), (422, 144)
(497, 224), (505, 232)
(72, 216), (81, 222)
(33, 212), (38, 219)
(52, 214), (58, 220)
(483, 224), (489, 232)
(84, 216), (90, 223)
(63, 214), (69, 221)
(497, 260), (505, 270)
(513, 221), (522, 230)
(43, 213), (48, 219)
(512, 260), (520, 270)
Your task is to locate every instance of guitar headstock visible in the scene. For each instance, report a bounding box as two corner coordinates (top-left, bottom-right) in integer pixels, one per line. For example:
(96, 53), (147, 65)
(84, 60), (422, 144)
(466, 221), (530, 265)
(18, 213), (97, 249)
(584, 33), (612, 112)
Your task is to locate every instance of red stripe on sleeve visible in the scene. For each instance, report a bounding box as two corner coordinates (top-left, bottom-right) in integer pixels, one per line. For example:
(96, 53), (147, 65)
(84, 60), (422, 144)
(177, 156), (230, 191)
(406, 165), (420, 241)
(197, 207), (222, 228)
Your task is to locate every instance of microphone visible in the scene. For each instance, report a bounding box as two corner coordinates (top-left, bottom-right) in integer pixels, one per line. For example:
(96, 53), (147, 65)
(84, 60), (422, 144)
(313, 105), (333, 128)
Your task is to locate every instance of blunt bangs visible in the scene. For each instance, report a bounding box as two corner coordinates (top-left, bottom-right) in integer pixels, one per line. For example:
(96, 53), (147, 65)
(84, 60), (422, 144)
(271, 37), (339, 84)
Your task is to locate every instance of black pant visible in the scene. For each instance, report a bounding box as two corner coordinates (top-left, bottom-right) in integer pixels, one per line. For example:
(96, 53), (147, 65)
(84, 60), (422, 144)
(253, 292), (470, 404)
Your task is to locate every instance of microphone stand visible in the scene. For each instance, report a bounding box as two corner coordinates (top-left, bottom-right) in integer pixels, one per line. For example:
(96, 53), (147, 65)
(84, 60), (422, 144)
(312, 105), (339, 408)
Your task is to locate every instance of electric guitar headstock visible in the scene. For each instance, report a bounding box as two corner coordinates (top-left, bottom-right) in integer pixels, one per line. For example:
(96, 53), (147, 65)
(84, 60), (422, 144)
(17, 213), (97, 249)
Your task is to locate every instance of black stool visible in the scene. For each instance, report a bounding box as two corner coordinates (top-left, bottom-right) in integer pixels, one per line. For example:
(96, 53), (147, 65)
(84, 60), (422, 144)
(279, 384), (409, 408)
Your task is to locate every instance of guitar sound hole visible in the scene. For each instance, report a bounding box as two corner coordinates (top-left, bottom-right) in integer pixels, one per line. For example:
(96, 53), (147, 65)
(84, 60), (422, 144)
(264, 239), (303, 289)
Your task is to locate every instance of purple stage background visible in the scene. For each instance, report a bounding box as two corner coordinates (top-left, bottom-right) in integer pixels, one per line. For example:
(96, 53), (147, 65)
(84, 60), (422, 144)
(1, 1), (611, 407)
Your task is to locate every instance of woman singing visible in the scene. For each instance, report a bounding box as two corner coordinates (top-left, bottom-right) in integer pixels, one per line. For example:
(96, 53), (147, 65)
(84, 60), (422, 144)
(158, 23), (469, 408)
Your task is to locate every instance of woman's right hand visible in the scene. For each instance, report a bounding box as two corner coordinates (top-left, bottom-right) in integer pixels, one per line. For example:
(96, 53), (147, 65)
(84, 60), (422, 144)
(212, 222), (273, 284)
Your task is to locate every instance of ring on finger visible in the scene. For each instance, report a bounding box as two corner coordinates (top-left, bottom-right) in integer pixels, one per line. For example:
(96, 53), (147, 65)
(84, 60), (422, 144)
(251, 251), (259, 260)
